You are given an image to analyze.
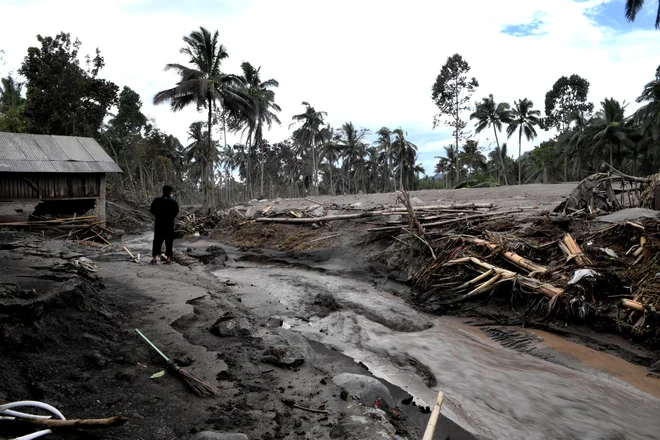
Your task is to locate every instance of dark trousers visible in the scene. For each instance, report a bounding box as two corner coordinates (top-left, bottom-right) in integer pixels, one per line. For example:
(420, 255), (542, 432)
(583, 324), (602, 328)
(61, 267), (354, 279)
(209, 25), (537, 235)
(153, 228), (174, 258)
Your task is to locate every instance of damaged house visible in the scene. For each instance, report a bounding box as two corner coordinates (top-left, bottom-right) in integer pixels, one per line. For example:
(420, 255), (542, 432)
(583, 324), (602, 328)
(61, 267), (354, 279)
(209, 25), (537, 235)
(0, 132), (121, 223)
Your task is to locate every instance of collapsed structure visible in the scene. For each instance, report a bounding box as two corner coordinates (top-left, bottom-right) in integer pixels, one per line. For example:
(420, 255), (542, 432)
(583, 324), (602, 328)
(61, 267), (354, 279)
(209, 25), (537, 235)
(0, 132), (121, 223)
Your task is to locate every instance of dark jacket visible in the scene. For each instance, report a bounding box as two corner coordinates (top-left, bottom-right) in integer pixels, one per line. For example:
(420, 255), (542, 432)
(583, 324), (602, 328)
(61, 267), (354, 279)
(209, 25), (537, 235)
(150, 196), (179, 231)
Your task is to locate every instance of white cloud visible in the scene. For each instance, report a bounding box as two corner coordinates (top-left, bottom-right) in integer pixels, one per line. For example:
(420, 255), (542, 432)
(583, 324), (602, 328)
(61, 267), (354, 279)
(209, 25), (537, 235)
(0, 0), (658, 170)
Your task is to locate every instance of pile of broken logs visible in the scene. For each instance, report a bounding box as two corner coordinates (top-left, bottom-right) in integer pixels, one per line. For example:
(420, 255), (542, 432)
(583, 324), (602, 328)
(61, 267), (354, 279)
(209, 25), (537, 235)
(0, 215), (114, 247)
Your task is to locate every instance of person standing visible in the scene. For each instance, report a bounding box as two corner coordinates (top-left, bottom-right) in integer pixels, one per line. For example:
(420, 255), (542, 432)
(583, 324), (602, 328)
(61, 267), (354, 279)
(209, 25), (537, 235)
(150, 185), (179, 265)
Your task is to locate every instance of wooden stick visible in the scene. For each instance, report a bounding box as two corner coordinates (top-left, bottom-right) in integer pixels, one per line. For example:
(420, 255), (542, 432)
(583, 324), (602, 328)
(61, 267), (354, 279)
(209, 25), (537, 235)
(386, 203), (493, 212)
(622, 299), (645, 312)
(309, 234), (341, 243)
(422, 391), (445, 440)
(304, 197), (322, 205)
(92, 229), (112, 246)
(292, 404), (330, 414)
(13, 416), (127, 429)
(0, 216), (96, 226)
(466, 237), (548, 274)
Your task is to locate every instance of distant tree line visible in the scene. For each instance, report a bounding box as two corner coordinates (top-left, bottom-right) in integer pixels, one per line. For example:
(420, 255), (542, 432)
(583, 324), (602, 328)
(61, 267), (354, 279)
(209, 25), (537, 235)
(430, 54), (660, 188)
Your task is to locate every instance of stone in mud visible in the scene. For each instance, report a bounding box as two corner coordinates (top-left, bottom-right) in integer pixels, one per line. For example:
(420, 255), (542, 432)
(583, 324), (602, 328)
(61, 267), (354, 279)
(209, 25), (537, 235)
(410, 197), (425, 206)
(206, 246), (228, 268)
(387, 214), (402, 223)
(244, 206), (259, 219)
(186, 249), (215, 264)
(332, 373), (395, 409)
(211, 316), (254, 337)
(261, 328), (315, 368)
(306, 204), (325, 217)
(192, 432), (249, 440)
(259, 199), (268, 203)
(313, 292), (341, 316)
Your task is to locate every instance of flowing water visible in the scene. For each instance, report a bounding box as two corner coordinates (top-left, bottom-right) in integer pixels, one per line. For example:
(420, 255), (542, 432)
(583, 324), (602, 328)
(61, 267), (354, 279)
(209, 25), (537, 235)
(214, 256), (660, 440)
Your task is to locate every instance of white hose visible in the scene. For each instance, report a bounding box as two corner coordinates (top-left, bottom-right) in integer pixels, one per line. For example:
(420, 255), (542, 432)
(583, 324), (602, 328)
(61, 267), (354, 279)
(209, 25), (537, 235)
(0, 401), (67, 440)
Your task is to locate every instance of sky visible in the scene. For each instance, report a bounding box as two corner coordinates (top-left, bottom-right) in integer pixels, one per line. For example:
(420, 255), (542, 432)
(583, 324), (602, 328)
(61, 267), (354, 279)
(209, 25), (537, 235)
(0, 0), (659, 176)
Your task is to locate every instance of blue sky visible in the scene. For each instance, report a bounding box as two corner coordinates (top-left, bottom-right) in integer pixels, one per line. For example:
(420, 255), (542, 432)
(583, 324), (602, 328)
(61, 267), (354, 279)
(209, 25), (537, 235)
(0, 0), (658, 176)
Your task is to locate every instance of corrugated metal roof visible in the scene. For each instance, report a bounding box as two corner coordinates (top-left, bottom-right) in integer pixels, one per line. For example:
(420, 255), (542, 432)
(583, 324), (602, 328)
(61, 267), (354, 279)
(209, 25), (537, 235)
(0, 132), (122, 173)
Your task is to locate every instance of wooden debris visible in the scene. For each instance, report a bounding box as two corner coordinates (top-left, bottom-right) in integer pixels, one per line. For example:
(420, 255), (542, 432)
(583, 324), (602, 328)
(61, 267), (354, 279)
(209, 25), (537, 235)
(422, 391), (445, 440)
(560, 234), (591, 266)
(12, 416), (127, 429)
(465, 237), (548, 275)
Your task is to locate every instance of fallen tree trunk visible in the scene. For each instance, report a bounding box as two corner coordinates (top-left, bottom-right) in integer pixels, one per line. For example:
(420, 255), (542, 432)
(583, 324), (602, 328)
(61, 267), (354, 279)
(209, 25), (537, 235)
(425, 210), (522, 230)
(256, 212), (379, 223)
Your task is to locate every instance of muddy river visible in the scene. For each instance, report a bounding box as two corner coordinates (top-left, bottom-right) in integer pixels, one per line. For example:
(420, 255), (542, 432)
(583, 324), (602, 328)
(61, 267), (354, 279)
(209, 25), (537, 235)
(214, 253), (660, 440)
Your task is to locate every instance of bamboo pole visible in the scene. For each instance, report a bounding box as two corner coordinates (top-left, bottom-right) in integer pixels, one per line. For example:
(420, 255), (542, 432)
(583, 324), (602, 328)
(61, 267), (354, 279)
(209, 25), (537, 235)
(561, 234), (591, 266)
(422, 391), (445, 440)
(447, 257), (564, 298)
(466, 237), (548, 274)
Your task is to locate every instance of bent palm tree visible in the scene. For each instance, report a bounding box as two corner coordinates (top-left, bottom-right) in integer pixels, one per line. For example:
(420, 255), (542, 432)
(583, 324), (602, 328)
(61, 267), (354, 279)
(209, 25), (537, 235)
(154, 26), (242, 209)
(625, 0), (660, 28)
(507, 98), (541, 185)
(470, 95), (512, 185)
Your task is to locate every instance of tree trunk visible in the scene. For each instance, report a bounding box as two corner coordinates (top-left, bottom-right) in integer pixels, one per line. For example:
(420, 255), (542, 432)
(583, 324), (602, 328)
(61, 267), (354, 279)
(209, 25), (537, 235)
(492, 127), (508, 185)
(518, 128), (523, 185)
(329, 160), (334, 196)
(399, 162), (404, 191)
(390, 154), (396, 192)
(609, 141), (613, 168)
(202, 99), (214, 212)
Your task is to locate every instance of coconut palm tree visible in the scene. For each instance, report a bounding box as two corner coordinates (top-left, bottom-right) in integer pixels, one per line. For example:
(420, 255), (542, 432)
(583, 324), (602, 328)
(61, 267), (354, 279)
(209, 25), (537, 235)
(634, 65), (660, 140)
(435, 145), (458, 188)
(0, 76), (24, 113)
(459, 140), (486, 176)
(232, 62), (281, 198)
(392, 129), (418, 191)
(374, 127), (395, 192)
(337, 122), (368, 194)
(470, 95), (512, 185)
(319, 127), (342, 195)
(507, 98), (541, 185)
(153, 27), (243, 208)
(625, 0), (660, 28)
(592, 98), (633, 168)
(290, 102), (327, 195)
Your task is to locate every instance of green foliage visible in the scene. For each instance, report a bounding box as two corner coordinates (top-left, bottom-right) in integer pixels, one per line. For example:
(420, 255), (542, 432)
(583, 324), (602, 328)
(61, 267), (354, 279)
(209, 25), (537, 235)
(19, 32), (118, 136)
(544, 74), (594, 132)
(431, 54), (479, 181)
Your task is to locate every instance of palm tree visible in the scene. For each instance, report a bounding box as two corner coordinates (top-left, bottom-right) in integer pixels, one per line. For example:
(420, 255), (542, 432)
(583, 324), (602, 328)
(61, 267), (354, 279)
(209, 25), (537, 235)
(290, 102), (327, 195)
(635, 65), (660, 139)
(625, 0), (660, 28)
(374, 127), (395, 192)
(319, 127), (342, 195)
(435, 145), (458, 188)
(233, 62), (281, 198)
(470, 95), (512, 185)
(0, 76), (24, 113)
(459, 140), (486, 176)
(593, 98), (633, 168)
(338, 122), (369, 193)
(565, 111), (592, 180)
(507, 98), (541, 185)
(185, 121), (218, 190)
(392, 129), (418, 191)
(153, 27), (242, 209)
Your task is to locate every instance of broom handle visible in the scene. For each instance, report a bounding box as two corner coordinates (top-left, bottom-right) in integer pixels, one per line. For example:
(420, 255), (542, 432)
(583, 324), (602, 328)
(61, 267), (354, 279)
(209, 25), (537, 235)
(135, 329), (170, 362)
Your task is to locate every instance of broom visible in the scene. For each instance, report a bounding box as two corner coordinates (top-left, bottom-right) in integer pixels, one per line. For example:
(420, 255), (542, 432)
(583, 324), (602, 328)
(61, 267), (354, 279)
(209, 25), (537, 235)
(135, 329), (219, 398)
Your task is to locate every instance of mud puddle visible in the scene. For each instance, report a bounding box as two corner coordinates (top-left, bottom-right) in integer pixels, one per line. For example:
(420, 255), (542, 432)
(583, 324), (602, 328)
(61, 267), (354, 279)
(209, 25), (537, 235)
(215, 256), (660, 440)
